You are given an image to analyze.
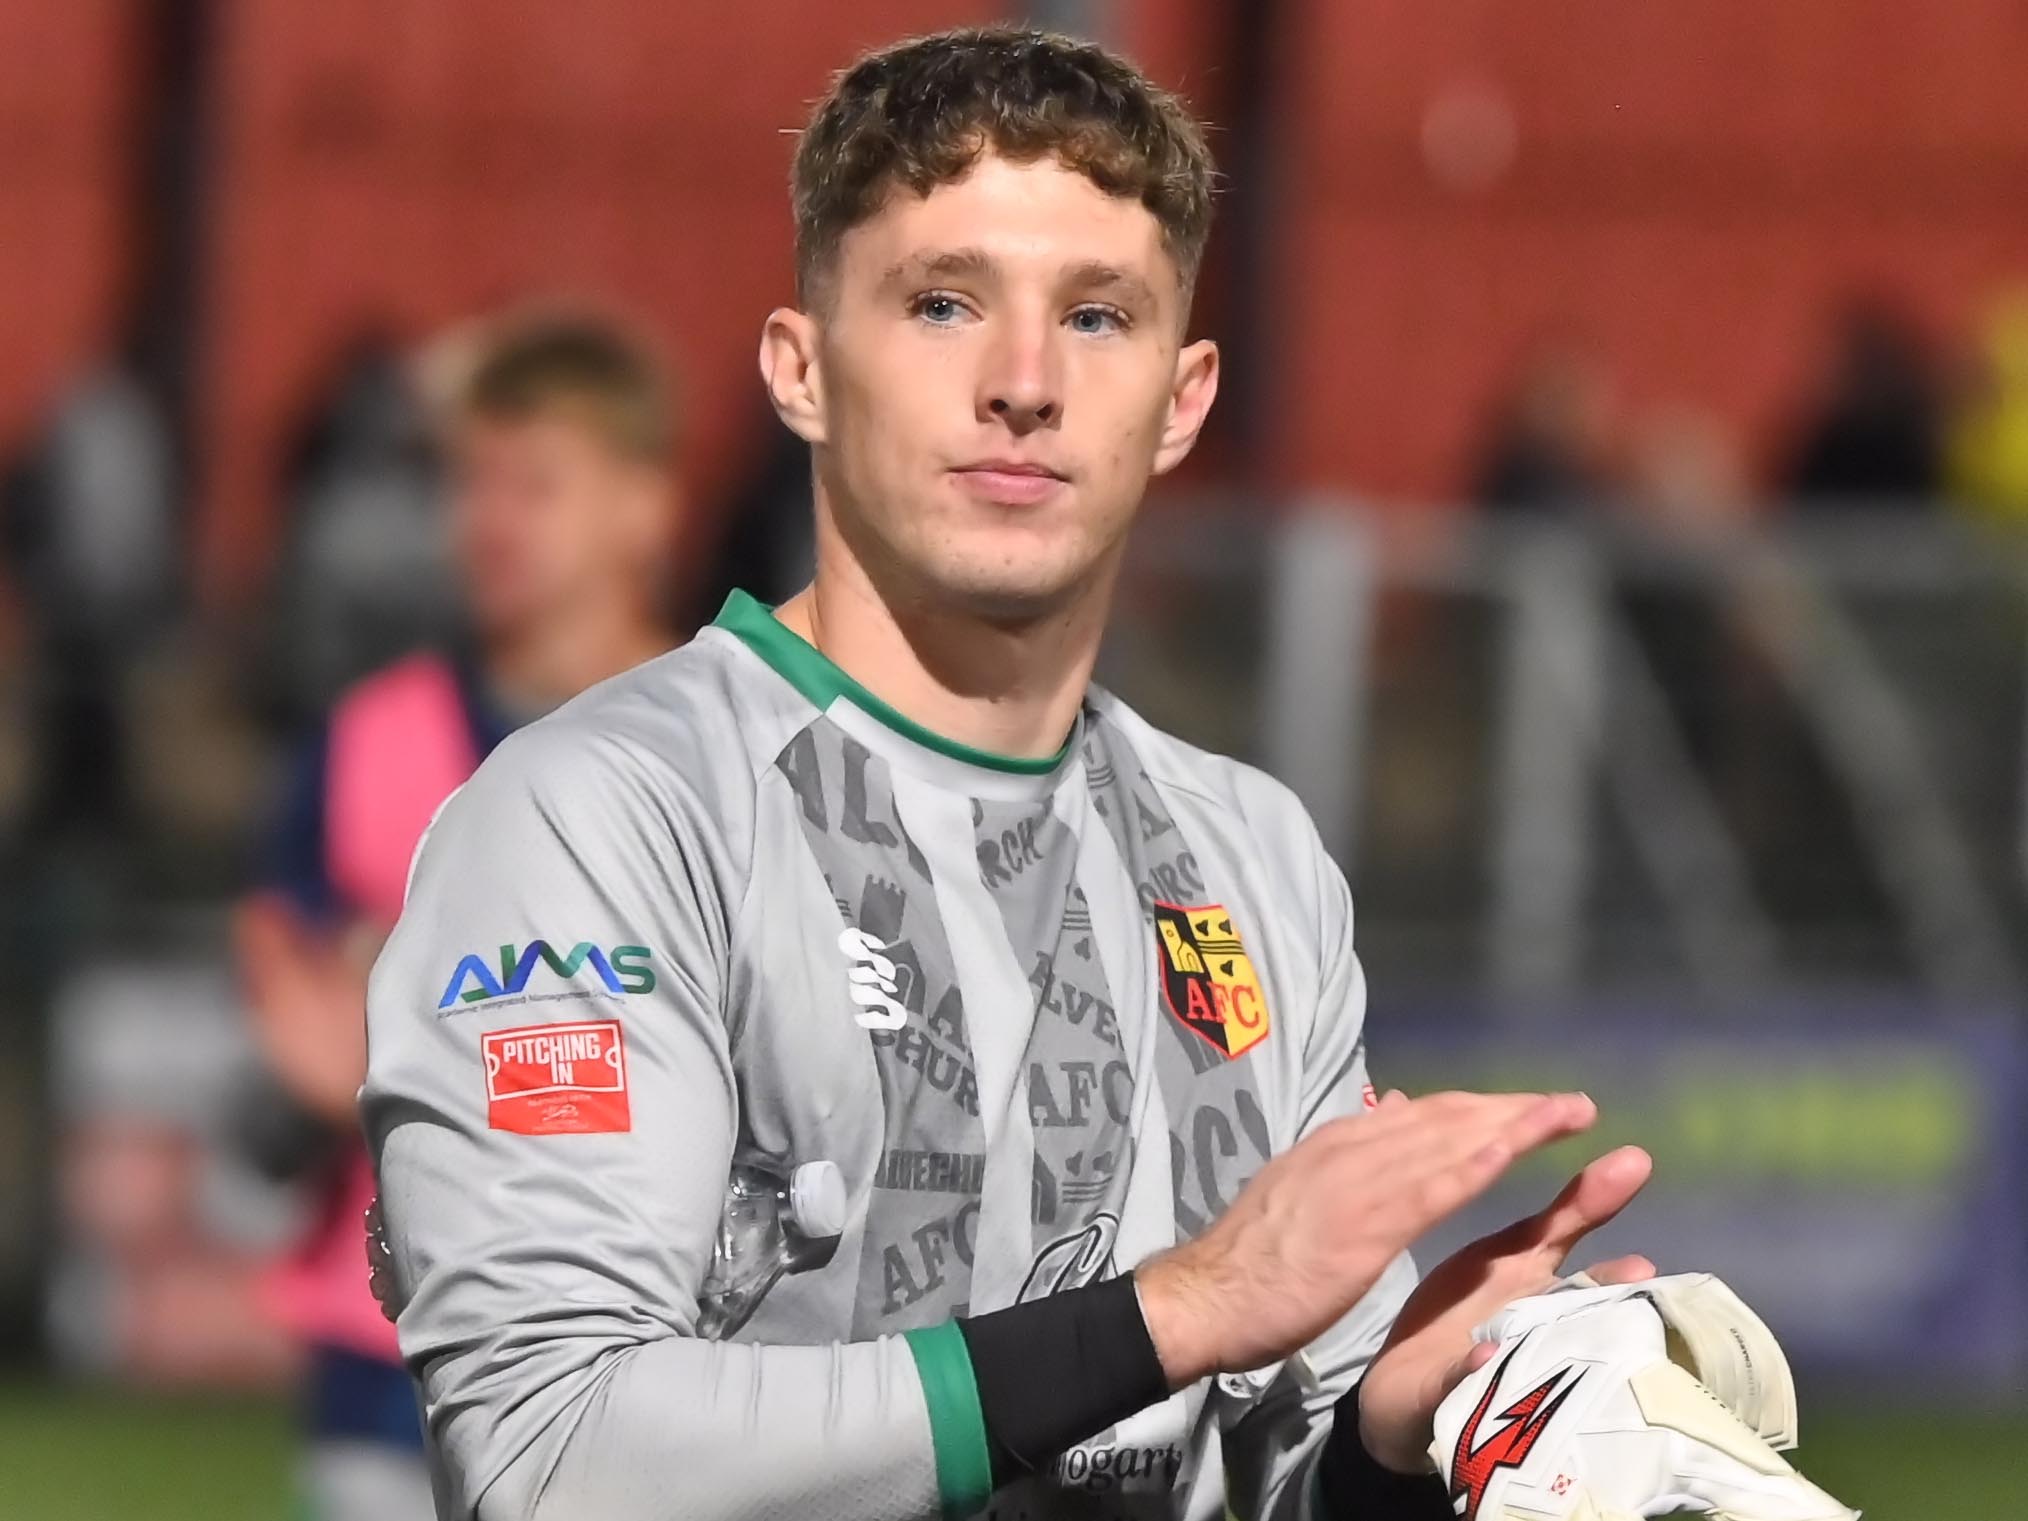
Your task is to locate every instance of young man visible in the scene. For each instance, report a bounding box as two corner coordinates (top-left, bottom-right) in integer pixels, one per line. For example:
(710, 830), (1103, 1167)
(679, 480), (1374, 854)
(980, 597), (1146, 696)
(364, 30), (1654, 1521)
(241, 308), (682, 1521)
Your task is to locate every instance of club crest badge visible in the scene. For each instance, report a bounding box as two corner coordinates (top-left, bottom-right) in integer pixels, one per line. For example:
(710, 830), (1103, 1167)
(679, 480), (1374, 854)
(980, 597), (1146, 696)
(1152, 901), (1271, 1060)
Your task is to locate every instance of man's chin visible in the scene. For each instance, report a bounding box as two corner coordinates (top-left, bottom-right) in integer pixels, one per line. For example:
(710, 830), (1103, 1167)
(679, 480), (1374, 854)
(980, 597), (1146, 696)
(911, 560), (1105, 628)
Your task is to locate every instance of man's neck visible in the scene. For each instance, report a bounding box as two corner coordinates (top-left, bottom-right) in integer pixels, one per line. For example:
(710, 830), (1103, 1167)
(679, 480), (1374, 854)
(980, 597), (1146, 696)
(774, 541), (1114, 764)
(483, 601), (672, 714)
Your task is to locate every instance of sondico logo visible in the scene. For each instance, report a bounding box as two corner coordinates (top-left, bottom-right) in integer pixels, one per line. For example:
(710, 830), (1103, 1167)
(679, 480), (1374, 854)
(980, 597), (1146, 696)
(438, 941), (656, 1010)
(838, 927), (908, 1030)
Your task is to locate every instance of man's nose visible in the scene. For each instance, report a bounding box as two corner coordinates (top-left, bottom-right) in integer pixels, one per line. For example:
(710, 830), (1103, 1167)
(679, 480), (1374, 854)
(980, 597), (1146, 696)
(979, 318), (1063, 432)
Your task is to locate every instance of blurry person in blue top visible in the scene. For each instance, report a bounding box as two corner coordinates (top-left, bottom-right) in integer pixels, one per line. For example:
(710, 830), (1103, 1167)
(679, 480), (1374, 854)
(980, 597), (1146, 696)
(234, 308), (685, 1521)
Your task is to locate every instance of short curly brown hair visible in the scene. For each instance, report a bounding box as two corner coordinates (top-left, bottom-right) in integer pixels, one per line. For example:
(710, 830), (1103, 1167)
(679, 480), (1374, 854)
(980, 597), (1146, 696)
(792, 27), (1217, 309)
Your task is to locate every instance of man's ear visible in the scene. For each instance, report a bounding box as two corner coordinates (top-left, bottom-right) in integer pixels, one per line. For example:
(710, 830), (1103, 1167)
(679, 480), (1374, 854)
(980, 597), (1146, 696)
(1152, 338), (1219, 477)
(760, 307), (826, 445)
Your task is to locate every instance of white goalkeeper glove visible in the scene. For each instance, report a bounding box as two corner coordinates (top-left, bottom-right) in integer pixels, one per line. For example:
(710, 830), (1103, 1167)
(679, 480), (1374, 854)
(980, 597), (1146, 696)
(1429, 1273), (1858, 1521)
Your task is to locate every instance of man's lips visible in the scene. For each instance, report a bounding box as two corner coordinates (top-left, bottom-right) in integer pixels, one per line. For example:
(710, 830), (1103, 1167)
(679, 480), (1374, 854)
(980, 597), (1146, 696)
(950, 461), (1067, 505)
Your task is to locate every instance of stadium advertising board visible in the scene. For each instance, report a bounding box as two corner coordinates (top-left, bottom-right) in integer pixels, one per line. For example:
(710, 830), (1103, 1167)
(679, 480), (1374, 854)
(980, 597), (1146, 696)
(1382, 1008), (2027, 1391)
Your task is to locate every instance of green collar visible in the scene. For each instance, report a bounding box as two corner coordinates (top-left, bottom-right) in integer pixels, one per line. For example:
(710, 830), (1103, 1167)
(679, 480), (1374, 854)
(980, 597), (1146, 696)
(712, 589), (1075, 776)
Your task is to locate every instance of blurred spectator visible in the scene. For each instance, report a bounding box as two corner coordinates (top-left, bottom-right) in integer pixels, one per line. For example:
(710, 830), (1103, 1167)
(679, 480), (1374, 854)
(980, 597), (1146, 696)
(234, 307), (687, 1521)
(1, 358), (176, 842)
(48, 962), (301, 1388)
(265, 337), (456, 719)
(1627, 402), (1754, 540)
(1620, 403), (1765, 781)
(1780, 298), (1945, 506)
(1471, 337), (1620, 512)
(1945, 290), (2028, 523)
(15, 362), (176, 635)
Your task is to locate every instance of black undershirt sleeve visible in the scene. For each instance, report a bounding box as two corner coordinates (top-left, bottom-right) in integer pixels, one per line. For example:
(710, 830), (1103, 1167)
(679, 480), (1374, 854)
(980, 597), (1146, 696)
(955, 1274), (1170, 1487)
(1315, 1378), (1455, 1519)
(955, 1276), (1453, 1518)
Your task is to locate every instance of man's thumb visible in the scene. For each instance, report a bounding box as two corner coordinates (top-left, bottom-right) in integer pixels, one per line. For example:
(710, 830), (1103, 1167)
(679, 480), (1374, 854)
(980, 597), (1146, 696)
(1527, 1146), (1653, 1255)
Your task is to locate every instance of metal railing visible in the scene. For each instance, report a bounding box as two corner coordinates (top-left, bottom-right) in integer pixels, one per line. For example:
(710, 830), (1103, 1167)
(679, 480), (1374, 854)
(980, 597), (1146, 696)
(1107, 502), (2028, 1005)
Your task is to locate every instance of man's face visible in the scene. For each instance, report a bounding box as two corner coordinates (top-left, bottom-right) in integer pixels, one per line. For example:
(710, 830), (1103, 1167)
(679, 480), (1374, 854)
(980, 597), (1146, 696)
(448, 413), (668, 638)
(793, 152), (1217, 622)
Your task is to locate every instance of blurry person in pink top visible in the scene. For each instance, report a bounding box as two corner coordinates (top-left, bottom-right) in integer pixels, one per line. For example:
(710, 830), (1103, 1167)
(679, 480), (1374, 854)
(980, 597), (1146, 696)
(234, 307), (684, 1521)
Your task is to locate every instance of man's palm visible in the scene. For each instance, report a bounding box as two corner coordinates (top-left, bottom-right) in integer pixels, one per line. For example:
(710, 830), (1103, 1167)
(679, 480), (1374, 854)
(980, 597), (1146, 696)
(1358, 1142), (1656, 1472)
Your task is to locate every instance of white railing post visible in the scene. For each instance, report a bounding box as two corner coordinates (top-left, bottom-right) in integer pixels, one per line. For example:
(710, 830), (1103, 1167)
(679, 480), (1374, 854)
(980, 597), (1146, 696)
(1262, 502), (1376, 869)
(1488, 528), (1604, 1001)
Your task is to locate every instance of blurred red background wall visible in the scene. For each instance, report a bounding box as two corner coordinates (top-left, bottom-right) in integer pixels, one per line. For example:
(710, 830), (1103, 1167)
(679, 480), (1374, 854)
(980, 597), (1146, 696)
(1268, 0), (2028, 501)
(12, 0), (2028, 599)
(0, 4), (135, 455)
(197, 0), (994, 599)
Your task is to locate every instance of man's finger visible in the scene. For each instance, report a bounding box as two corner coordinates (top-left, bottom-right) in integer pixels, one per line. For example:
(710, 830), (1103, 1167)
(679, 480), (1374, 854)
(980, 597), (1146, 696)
(1582, 1254), (1657, 1286)
(1400, 1093), (1594, 1232)
(1425, 1093), (1597, 1196)
(1414, 1092), (1591, 1158)
(1525, 1145), (1654, 1259)
(1319, 1090), (1545, 1151)
(1324, 1093), (1595, 1226)
(1494, 1092), (1599, 1160)
(1348, 1093), (1581, 1198)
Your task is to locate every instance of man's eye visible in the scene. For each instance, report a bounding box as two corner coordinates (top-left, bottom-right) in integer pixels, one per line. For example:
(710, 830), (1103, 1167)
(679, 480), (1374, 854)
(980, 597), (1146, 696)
(1068, 305), (1127, 336)
(913, 294), (968, 325)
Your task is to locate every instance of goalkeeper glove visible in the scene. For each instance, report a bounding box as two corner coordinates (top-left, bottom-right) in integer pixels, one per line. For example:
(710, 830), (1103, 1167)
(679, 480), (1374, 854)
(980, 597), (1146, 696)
(1430, 1273), (1857, 1521)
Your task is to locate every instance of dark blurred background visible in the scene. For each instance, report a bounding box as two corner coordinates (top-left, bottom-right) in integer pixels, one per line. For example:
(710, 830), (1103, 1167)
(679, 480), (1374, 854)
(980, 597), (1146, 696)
(2, 2), (2025, 1515)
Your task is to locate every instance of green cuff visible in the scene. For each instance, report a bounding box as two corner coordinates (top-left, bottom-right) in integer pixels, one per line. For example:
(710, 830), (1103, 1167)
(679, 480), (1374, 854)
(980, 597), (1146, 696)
(903, 1320), (995, 1518)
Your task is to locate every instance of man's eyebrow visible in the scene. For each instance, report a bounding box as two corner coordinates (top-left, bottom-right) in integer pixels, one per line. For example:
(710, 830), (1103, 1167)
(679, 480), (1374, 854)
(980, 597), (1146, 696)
(878, 248), (996, 289)
(1062, 260), (1160, 308)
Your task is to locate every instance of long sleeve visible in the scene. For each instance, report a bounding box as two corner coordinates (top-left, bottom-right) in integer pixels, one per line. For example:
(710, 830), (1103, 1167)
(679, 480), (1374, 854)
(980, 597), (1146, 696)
(1219, 827), (1421, 1521)
(361, 722), (967, 1521)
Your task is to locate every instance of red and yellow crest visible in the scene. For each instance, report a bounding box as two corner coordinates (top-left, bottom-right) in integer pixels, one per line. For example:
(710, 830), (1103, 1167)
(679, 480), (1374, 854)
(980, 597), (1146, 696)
(1153, 901), (1271, 1060)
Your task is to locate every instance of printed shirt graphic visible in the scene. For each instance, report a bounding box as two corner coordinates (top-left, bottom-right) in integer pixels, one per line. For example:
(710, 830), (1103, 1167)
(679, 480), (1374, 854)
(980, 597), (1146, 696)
(482, 1020), (630, 1135)
(362, 590), (1409, 1521)
(1153, 902), (1271, 1062)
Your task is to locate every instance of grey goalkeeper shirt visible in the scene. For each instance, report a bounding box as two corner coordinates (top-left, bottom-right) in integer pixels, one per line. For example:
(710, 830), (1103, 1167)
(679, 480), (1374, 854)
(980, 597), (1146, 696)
(362, 589), (1415, 1521)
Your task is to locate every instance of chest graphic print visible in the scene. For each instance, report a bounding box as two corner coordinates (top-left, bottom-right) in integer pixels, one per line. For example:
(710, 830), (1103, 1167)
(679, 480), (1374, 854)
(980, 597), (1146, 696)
(970, 792), (1136, 1296)
(1081, 720), (1275, 1240)
(776, 724), (986, 1331)
(773, 713), (1276, 1342)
